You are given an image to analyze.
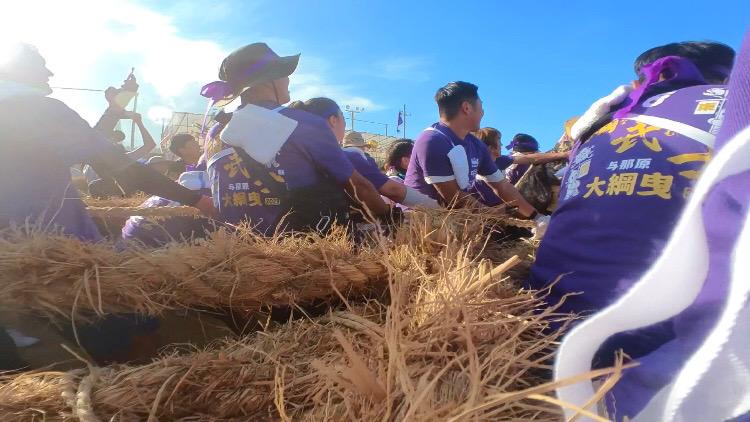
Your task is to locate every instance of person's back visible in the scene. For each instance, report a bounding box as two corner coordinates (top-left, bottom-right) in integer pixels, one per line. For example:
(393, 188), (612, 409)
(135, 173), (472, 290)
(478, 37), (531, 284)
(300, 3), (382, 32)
(206, 103), (353, 234)
(0, 95), (118, 241)
(530, 82), (728, 317)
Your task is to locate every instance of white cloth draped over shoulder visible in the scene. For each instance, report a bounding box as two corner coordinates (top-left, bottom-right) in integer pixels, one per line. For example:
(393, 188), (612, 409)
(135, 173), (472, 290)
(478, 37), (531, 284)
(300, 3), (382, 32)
(554, 125), (750, 422)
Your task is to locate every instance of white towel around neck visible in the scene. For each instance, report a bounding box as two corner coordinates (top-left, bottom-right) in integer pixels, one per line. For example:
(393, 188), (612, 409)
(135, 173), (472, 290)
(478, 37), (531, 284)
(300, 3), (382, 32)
(219, 105), (298, 165)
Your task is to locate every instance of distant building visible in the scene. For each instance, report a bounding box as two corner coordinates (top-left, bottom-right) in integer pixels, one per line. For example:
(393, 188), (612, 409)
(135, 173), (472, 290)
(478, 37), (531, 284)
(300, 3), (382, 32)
(345, 131), (402, 169)
(160, 112), (217, 158)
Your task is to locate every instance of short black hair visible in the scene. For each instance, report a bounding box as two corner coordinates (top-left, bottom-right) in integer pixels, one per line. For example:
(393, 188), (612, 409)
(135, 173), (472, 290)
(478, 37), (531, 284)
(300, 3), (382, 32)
(303, 97), (340, 118)
(386, 139), (414, 170)
(634, 41), (735, 83)
(434, 81), (479, 120)
(169, 133), (196, 156)
(0, 43), (42, 79)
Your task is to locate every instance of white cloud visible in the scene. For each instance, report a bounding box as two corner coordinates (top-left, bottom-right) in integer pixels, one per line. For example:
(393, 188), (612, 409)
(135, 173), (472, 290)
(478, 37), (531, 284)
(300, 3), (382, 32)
(0, 0), (382, 136)
(371, 57), (430, 82)
(290, 57), (384, 111)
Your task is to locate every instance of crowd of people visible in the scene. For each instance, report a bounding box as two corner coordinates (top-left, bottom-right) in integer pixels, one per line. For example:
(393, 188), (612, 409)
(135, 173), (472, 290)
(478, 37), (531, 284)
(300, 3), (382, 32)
(0, 27), (749, 420)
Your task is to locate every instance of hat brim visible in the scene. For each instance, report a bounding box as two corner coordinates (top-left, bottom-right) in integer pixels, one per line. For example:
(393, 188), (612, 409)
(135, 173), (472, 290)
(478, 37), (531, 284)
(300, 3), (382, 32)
(215, 54), (300, 107)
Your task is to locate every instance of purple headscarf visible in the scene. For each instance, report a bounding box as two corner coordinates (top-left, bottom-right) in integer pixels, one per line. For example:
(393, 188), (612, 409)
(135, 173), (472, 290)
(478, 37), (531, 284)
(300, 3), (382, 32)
(198, 51), (278, 131)
(614, 55), (706, 119)
(507, 133), (539, 152)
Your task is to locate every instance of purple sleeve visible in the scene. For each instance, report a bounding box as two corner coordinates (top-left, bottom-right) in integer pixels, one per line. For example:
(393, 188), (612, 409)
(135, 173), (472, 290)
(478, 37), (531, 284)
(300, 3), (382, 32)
(345, 151), (389, 189)
(303, 125), (355, 184)
(415, 133), (455, 183)
(495, 155), (514, 171)
(476, 139), (500, 176)
(715, 28), (750, 152)
(36, 98), (120, 166)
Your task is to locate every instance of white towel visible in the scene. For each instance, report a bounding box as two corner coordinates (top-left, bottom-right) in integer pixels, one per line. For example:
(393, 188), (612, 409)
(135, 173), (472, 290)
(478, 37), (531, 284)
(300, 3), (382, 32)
(177, 171), (209, 191)
(219, 105), (298, 165)
(569, 85), (633, 141)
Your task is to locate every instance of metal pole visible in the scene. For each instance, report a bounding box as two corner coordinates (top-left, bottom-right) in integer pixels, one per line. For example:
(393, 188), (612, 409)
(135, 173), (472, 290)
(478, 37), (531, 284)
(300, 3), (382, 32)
(350, 110), (355, 131)
(402, 105), (412, 138)
(130, 94), (138, 149)
(385, 124), (388, 137)
(403, 104), (406, 138)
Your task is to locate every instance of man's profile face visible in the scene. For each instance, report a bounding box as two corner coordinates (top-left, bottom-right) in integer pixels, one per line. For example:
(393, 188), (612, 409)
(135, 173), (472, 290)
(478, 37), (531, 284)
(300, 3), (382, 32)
(178, 138), (202, 165)
(3, 47), (54, 94)
(465, 98), (484, 132)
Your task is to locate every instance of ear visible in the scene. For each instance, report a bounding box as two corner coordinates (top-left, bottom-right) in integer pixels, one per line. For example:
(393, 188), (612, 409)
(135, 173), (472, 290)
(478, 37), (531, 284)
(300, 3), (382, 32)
(461, 101), (472, 115)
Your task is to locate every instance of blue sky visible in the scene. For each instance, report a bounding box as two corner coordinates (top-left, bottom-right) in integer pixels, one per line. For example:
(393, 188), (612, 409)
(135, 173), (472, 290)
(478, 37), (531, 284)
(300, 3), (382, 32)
(4, 1), (748, 151)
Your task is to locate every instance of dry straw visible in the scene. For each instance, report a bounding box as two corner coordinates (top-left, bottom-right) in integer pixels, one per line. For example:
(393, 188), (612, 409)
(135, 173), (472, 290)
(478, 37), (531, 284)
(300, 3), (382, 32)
(82, 194), (150, 209)
(0, 250), (619, 421)
(0, 226), (387, 318)
(85, 206), (201, 220)
(0, 208), (619, 420)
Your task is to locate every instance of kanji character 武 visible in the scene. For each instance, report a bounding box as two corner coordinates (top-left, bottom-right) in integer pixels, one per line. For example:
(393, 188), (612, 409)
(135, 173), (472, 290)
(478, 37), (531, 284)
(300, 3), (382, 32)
(223, 153), (250, 179)
(638, 172), (674, 199)
(642, 137), (662, 152)
(611, 136), (638, 153)
(627, 122), (661, 139)
(606, 173), (638, 195)
(610, 122), (663, 153)
(583, 177), (606, 198)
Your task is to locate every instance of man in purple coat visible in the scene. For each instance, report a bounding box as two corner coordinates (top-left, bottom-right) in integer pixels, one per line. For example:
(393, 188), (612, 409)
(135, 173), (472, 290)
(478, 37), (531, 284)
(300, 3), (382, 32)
(201, 43), (390, 235)
(0, 43), (216, 242)
(528, 41), (735, 371)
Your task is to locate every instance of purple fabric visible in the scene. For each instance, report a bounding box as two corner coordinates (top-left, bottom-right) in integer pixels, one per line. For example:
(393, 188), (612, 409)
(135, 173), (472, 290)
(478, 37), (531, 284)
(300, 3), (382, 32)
(344, 150), (389, 190)
(320, 106), (340, 119)
(470, 180), (500, 206)
(496, 155), (514, 170)
(0, 96), (120, 241)
(714, 29), (750, 150)
(529, 83), (728, 321)
(207, 101), (355, 235)
(121, 190), (215, 247)
(506, 162), (531, 185)
(405, 123), (499, 203)
(506, 135), (538, 151)
(603, 28), (750, 420)
(614, 56), (706, 119)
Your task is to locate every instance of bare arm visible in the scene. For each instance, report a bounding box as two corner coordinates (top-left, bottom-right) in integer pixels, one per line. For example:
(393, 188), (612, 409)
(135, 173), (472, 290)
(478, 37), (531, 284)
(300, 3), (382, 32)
(512, 151), (569, 166)
(344, 170), (390, 216)
(433, 180), (484, 209)
(487, 180), (537, 217)
(125, 113), (156, 162)
(378, 180), (407, 203)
